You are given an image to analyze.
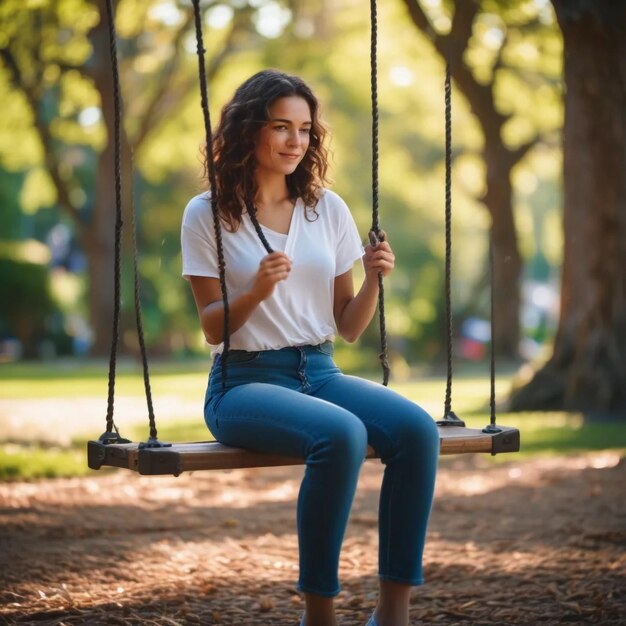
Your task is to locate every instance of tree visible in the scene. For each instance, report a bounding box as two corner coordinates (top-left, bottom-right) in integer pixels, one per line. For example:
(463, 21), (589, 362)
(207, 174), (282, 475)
(271, 0), (459, 363)
(510, 0), (626, 413)
(402, 0), (560, 358)
(0, 0), (252, 355)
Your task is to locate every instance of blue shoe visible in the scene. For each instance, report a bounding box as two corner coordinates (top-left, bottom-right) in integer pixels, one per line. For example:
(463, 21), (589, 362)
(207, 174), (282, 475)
(365, 614), (380, 626)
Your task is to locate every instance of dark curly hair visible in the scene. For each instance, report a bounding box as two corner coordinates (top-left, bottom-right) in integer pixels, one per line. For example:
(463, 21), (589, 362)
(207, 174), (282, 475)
(204, 69), (330, 231)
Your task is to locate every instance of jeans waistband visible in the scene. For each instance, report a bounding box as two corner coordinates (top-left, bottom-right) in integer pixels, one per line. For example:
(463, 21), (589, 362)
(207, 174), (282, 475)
(220, 340), (334, 363)
(207, 340), (338, 398)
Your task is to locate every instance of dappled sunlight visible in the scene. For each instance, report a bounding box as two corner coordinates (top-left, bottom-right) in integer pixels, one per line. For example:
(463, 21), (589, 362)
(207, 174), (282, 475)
(450, 473), (493, 496)
(589, 452), (621, 469)
(436, 451), (622, 498)
(0, 395), (204, 444)
(200, 478), (300, 509)
(143, 484), (197, 503)
(1, 0), (623, 619)
(1, 452), (624, 624)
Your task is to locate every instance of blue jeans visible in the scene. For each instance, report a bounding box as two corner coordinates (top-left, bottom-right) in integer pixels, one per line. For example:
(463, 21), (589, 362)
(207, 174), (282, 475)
(205, 342), (439, 597)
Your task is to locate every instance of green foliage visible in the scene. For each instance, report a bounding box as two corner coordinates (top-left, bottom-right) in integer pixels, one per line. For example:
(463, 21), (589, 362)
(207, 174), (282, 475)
(0, 242), (57, 355)
(1, 0), (565, 361)
(0, 168), (25, 237)
(0, 443), (92, 480)
(0, 0), (99, 170)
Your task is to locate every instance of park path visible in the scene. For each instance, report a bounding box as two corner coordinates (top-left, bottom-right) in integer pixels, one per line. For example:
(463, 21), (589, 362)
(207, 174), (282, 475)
(0, 396), (202, 445)
(0, 451), (624, 626)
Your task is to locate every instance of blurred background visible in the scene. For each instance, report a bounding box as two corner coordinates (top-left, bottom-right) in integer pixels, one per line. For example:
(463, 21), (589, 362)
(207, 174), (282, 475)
(1, 0), (625, 478)
(0, 0), (565, 364)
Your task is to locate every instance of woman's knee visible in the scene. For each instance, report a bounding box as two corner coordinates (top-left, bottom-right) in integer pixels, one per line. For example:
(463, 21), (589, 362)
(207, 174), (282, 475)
(390, 404), (440, 457)
(309, 413), (368, 466)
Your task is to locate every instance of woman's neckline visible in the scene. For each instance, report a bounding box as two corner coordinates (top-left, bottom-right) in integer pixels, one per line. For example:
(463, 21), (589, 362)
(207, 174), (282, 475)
(260, 224), (289, 238)
(254, 197), (300, 237)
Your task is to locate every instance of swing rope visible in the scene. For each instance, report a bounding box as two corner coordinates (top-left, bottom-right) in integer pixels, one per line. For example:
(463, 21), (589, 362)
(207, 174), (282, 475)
(246, 199), (275, 255)
(369, 0), (390, 386)
(190, 0), (391, 388)
(443, 60), (454, 419)
(102, 0), (166, 448)
(439, 59), (501, 435)
(90, 0), (520, 471)
(438, 60), (464, 427)
(130, 155), (160, 446)
(100, 0), (488, 441)
(99, 0), (397, 447)
(191, 0), (231, 391)
(484, 235), (501, 434)
(102, 0), (125, 443)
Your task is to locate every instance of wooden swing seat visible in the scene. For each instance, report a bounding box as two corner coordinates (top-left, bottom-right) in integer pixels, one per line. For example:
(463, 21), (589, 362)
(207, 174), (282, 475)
(88, 423), (520, 476)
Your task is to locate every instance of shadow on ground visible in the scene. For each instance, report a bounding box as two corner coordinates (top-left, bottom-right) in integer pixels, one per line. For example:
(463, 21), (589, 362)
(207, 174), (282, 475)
(0, 453), (624, 625)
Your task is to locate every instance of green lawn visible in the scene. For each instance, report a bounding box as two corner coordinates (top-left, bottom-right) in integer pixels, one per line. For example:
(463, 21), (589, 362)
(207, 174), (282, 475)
(1, 360), (625, 479)
(0, 359), (210, 399)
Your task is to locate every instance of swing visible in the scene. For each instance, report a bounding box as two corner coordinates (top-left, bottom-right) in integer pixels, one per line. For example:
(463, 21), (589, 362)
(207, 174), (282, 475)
(88, 0), (519, 477)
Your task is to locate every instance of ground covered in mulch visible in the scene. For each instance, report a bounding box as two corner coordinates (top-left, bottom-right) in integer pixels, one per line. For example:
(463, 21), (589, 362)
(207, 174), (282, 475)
(0, 452), (624, 626)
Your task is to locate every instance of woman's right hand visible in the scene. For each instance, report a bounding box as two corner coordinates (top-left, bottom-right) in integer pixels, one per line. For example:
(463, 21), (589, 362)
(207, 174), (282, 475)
(250, 251), (292, 301)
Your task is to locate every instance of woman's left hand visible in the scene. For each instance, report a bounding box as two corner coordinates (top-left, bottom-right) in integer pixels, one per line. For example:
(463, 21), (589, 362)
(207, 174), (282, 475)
(363, 232), (395, 281)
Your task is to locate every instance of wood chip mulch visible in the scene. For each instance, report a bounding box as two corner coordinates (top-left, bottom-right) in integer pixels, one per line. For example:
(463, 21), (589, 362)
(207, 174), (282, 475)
(0, 452), (624, 626)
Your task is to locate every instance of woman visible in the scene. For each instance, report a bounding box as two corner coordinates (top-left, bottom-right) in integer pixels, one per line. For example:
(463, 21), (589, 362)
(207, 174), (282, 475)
(182, 69), (439, 626)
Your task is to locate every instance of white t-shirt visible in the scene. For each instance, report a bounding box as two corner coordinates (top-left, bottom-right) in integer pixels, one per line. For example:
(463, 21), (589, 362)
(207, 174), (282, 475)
(181, 189), (364, 352)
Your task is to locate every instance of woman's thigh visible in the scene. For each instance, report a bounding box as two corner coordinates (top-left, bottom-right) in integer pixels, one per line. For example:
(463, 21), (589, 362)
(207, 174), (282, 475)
(205, 382), (368, 461)
(312, 375), (439, 460)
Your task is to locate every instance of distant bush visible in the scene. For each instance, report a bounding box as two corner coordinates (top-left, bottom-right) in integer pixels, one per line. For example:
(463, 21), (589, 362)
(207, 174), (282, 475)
(0, 243), (57, 358)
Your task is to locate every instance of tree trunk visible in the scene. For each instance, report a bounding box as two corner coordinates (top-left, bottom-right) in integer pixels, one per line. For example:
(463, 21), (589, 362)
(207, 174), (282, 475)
(84, 0), (134, 356)
(483, 151), (522, 358)
(509, 1), (626, 413)
(402, 0), (525, 359)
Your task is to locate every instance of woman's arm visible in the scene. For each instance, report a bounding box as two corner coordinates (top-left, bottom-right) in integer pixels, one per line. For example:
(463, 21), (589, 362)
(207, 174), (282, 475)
(189, 251), (292, 344)
(333, 238), (395, 343)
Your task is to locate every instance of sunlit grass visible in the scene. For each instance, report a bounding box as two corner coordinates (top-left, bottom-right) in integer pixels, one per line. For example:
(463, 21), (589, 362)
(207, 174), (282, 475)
(0, 443), (94, 480)
(0, 359), (210, 399)
(1, 361), (625, 479)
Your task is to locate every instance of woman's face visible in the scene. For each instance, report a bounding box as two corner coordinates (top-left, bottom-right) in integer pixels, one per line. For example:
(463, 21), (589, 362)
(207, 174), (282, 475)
(254, 96), (312, 179)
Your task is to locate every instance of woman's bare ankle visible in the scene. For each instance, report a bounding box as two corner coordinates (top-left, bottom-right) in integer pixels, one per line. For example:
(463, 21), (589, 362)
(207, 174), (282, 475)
(374, 578), (411, 626)
(302, 592), (337, 626)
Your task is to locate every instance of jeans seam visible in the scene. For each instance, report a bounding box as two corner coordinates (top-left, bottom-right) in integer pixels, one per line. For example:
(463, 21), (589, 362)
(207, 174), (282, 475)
(205, 389), (228, 414)
(382, 467), (396, 576)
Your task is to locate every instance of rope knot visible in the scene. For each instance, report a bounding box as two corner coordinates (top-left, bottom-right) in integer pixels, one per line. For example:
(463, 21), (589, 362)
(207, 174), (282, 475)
(368, 229), (385, 248)
(378, 351), (389, 369)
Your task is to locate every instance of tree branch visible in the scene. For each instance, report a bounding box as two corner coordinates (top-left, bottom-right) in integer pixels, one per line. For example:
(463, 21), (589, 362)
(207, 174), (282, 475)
(133, 6), (252, 153)
(132, 9), (196, 150)
(446, 0), (480, 59)
(0, 47), (83, 227)
(509, 136), (539, 167)
(402, 0), (479, 59)
(403, 0), (507, 142)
